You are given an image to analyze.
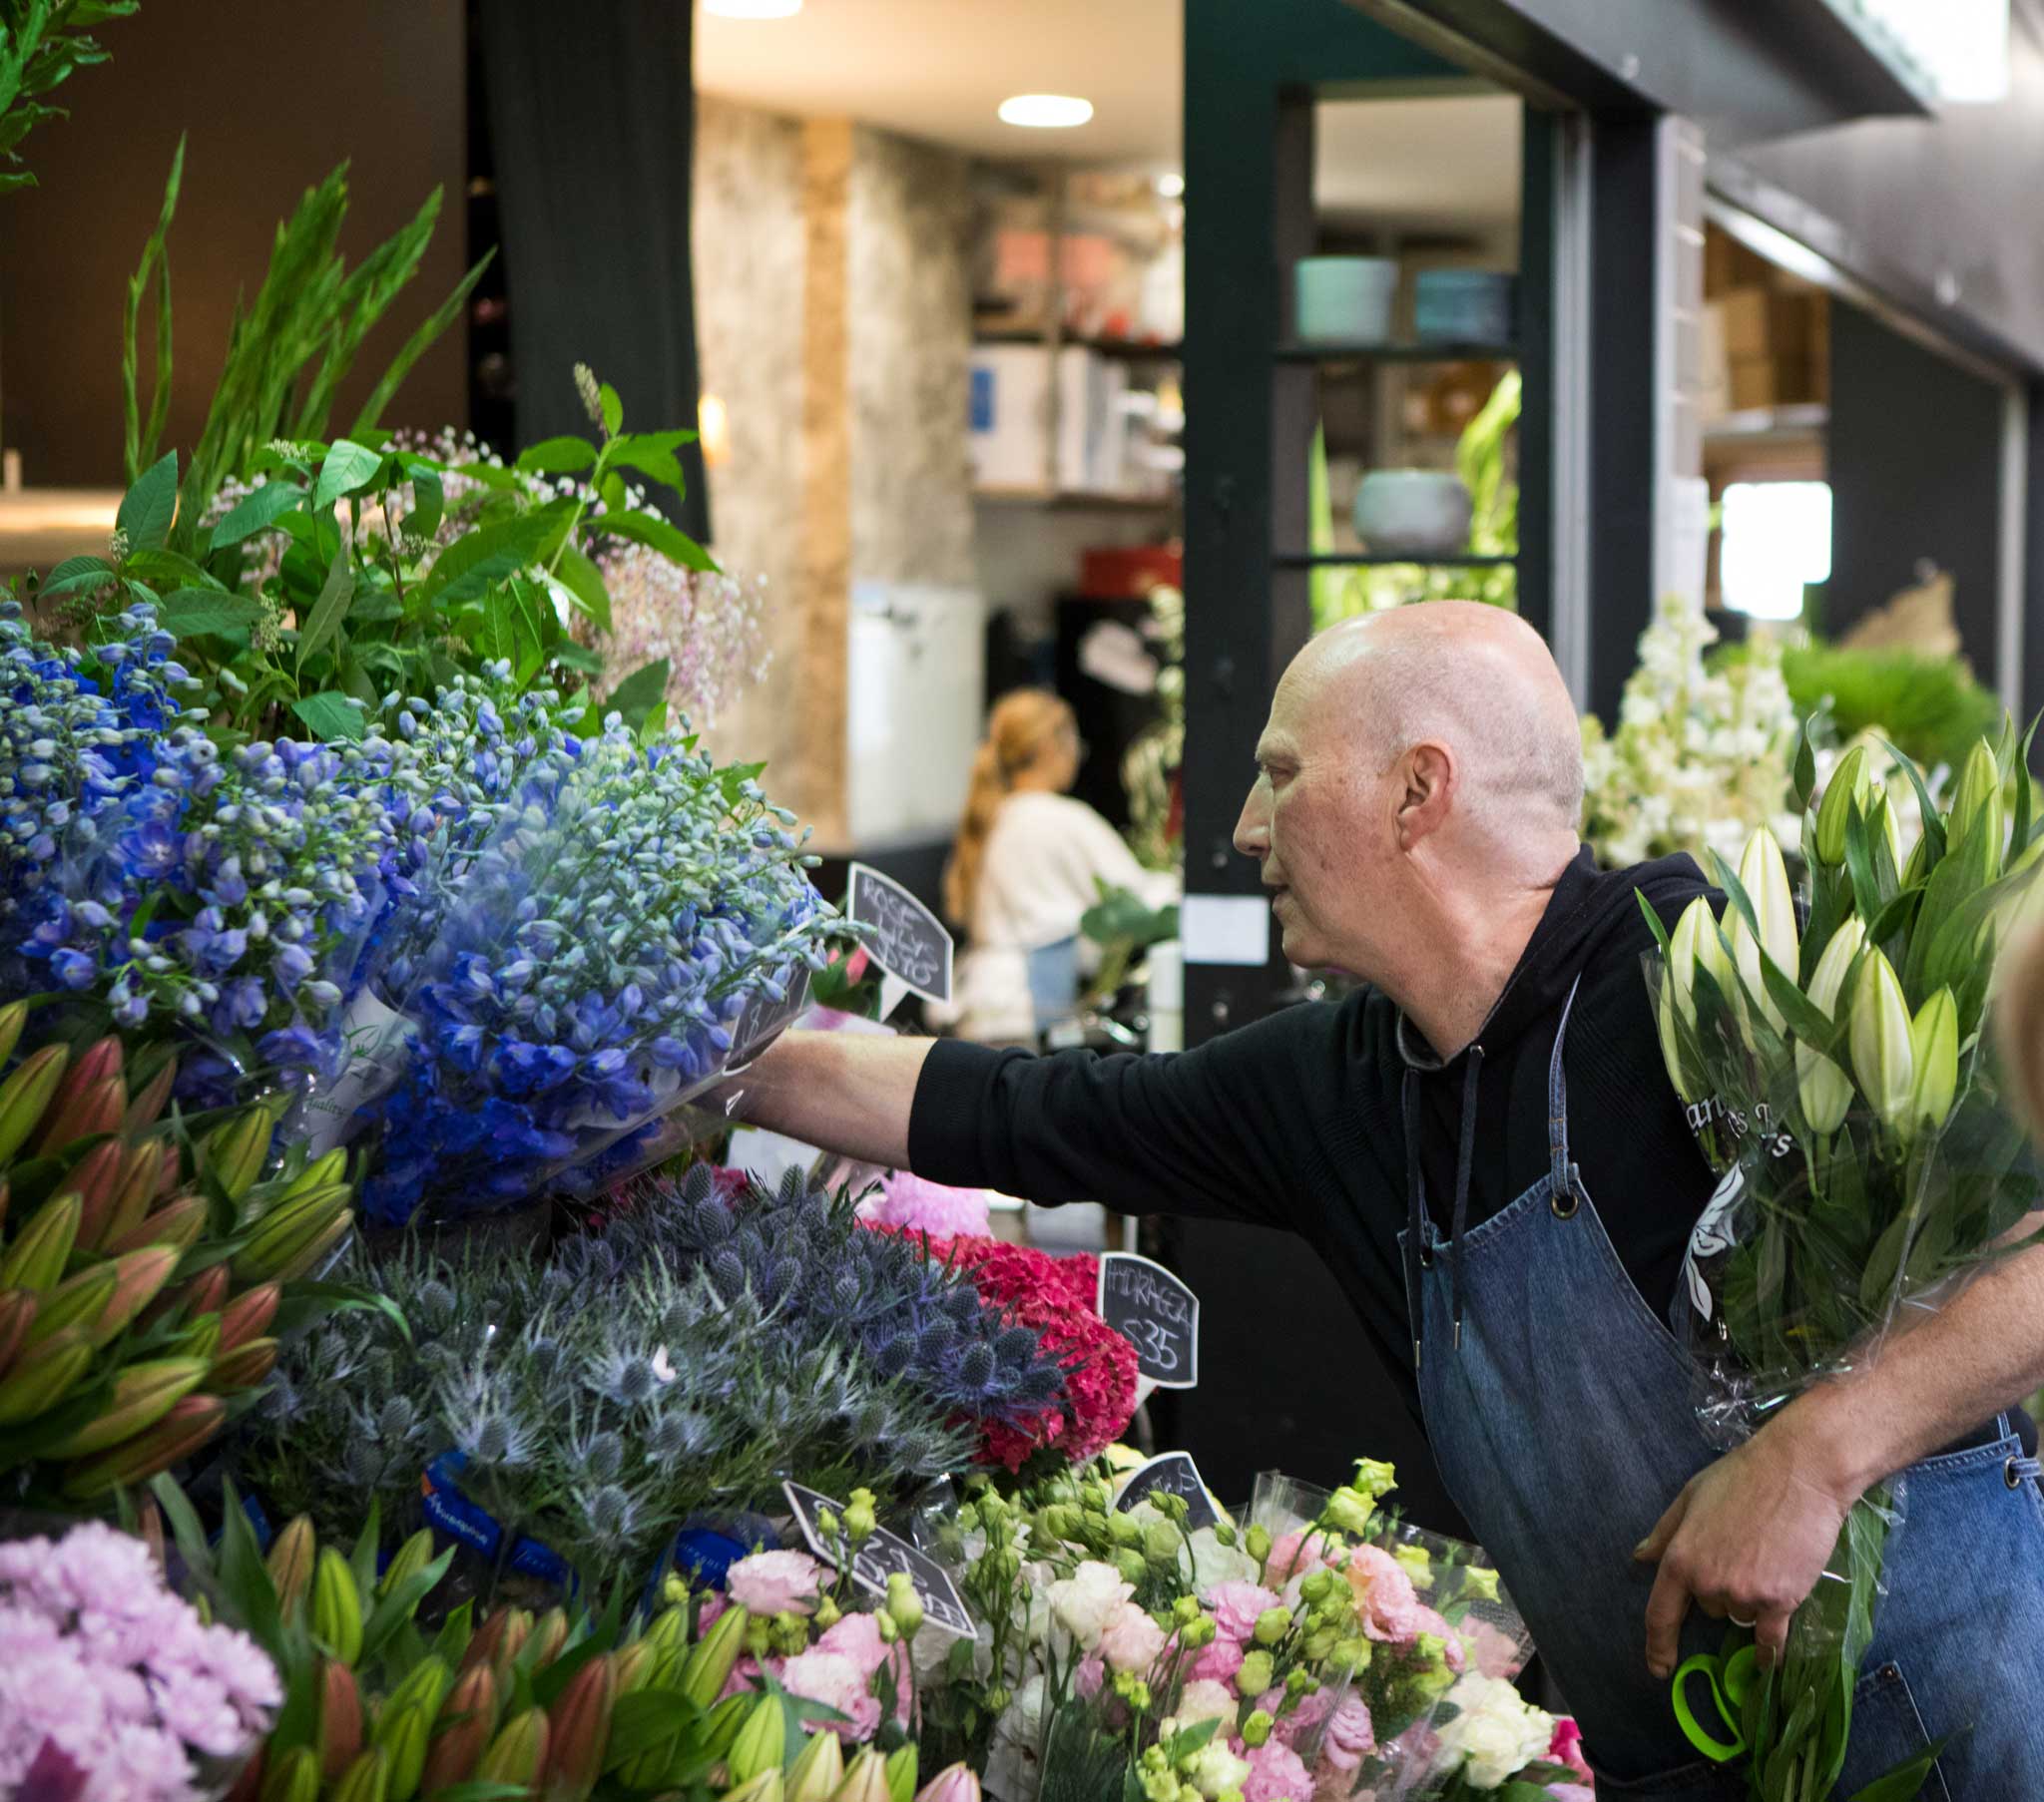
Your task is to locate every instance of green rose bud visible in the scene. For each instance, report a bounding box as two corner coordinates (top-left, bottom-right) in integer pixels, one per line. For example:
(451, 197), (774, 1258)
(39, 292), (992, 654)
(1253, 1607), (1291, 1646)
(1302, 1626), (1338, 1661)
(1212, 1522), (1238, 1549)
(1109, 1512), (1143, 1548)
(1284, 1667), (1317, 1698)
(1246, 1525), (1272, 1565)
(1152, 1491), (1189, 1525)
(885, 1572), (924, 1637)
(844, 1491), (876, 1544)
(1241, 1710), (1274, 1748)
(1173, 1594), (1203, 1626)
(1236, 1650), (1274, 1697)
(1462, 1565), (1500, 1603)
(1297, 1571), (1333, 1606)
(1146, 1521), (1182, 1566)
(1322, 1488), (1374, 1537)
(813, 1594), (841, 1630)
(954, 1502), (980, 1534)
(1349, 1457), (1397, 1500)
(1391, 1545), (1434, 1591)
(1179, 1614), (1217, 1649)
(1327, 1636), (1372, 1674)
(1115, 1550), (1149, 1587)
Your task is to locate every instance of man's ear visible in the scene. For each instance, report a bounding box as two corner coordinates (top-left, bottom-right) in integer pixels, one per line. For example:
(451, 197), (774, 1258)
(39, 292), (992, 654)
(1395, 742), (1455, 849)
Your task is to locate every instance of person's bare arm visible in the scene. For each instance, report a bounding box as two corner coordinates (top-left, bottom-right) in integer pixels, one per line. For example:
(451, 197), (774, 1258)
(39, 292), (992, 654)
(717, 1030), (936, 1167)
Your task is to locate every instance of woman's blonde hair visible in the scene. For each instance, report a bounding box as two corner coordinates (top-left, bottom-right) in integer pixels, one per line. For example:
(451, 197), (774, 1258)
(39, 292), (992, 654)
(942, 689), (1077, 928)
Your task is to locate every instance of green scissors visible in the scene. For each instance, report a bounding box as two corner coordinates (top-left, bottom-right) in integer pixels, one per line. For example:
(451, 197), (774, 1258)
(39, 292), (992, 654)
(1672, 1637), (1761, 1761)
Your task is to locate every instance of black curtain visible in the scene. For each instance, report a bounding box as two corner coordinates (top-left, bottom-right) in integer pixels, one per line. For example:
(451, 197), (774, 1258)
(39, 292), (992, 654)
(477, 0), (711, 540)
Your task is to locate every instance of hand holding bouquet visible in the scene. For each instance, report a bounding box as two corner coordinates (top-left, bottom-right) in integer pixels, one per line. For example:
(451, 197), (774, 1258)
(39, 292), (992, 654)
(1646, 722), (2044, 1800)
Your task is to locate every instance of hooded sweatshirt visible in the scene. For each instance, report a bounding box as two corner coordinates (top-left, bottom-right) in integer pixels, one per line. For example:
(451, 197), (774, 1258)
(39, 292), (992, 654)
(907, 846), (1716, 1420)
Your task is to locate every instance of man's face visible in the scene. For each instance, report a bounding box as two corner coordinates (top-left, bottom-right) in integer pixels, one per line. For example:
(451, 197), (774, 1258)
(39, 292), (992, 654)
(1233, 668), (1391, 975)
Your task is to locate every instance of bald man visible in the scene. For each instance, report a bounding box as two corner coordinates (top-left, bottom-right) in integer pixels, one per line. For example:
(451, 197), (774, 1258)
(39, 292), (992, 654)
(738, 603), (2044, 1796)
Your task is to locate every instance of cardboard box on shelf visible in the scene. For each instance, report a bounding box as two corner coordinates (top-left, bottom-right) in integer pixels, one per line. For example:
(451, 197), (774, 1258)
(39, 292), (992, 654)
(1729, 355), (1815, 412)
(1721, 287), (1814, 362)
(1699, 303), (1730, 416)
(1704, 229), (1773, 298)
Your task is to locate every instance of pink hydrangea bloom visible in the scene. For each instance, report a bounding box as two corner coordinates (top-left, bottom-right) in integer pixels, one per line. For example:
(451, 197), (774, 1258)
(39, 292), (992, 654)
(727, 1550), (824, 1617)
(1242, 1737), (1314, 1802)
(1205, 1580), (1281, 1644)
(1343, 1544), (1426, 1643)
(815, 1610), (911, 1726)
(1189, 1635), (1247, 1687)
(1319, 1693), (1375, 1770)
(1097, 1601), (1168, 1675)
(858, 1170), (993, 1240)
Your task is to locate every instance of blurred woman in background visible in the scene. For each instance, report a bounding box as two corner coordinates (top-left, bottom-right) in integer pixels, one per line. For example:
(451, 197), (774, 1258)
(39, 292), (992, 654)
(940, 689), (1178, 1046)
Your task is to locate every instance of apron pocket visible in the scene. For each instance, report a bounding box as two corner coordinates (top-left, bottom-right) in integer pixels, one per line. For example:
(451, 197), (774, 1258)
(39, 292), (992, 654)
(1841, 1661), (1952, 1802)
(1582, 1751), (1743, 1800)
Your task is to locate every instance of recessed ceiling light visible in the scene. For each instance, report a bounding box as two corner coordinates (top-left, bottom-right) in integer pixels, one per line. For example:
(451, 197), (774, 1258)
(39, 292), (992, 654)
(704, 0), (802, 17)
(997, 94), (1094, 130)
(1155, 172), (1185, 199)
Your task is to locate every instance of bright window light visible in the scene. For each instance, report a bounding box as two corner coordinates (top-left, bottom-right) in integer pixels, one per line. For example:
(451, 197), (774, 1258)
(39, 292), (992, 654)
(1720, 482), (1832, 622)
(704, 0), (802, 17)
(1842, 0), (2009, 102)
(998, 95), (1094, 130)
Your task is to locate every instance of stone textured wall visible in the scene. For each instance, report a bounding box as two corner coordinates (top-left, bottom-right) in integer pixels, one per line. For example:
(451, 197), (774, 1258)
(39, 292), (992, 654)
(692, 98), (974, 846)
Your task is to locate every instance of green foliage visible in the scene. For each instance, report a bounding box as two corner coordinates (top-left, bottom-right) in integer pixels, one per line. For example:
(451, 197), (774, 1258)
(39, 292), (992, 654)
(0, 0), (137, 194)
(1776, 641), (2002, 776)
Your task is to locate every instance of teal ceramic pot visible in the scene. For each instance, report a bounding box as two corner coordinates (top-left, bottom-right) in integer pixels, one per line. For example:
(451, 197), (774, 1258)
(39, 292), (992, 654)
(1293, 256), (1398, 344)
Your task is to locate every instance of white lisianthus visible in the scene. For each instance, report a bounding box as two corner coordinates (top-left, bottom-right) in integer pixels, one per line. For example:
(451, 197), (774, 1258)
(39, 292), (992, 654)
(1432, 1673), (1557, 1790)
(1187, 1741), (1254, 1800)
(1046, 1561), (1135, 1651)
(1189, 1526), (1260, 1593)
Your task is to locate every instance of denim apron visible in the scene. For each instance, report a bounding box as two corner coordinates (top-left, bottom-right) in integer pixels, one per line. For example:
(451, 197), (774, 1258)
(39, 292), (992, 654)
(1398, 982), (2044, 1798)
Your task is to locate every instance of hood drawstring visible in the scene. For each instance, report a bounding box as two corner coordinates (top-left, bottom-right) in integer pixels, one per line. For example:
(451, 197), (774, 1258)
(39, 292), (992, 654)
(1401, 1069), (1425, 1372)
(1402, 1047), (1486, 1370)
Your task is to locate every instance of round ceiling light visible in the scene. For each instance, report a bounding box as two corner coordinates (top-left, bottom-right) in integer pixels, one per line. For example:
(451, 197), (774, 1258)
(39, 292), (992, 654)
(997, 94), (1095, 129)
(704, 0), (802, 17)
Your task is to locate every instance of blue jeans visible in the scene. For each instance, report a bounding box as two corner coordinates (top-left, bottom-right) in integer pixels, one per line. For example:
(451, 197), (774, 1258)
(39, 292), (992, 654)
(1025, 935), (1078, 1031)
(1403, 984), (2044, 1798)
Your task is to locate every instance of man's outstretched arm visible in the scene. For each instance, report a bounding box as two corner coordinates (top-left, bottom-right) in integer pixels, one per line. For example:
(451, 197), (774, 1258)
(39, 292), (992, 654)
(719, 1030), (936, 1168)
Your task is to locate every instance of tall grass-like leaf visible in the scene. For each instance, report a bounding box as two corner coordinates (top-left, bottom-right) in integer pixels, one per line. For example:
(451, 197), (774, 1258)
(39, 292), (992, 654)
(348, 251), (493, 439)
(291, 188), (441, 439)
(122, 134), (182, 481)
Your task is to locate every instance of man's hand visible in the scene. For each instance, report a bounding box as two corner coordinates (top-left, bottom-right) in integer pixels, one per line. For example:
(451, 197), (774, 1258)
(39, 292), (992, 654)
(1633, 1421), (1856, 1677)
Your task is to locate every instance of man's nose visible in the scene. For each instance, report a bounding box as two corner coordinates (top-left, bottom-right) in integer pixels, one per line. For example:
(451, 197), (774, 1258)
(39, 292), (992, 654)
(1233, 786), (1269, 858)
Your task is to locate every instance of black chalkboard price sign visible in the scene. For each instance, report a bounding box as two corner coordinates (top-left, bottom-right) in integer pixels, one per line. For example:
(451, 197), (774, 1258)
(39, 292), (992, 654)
(846, 863), (953, 1009)
(781, 1481), (975, 1638)
(1097, 1251), (1200, 1388)
(1114, 1452), (1221, 1531)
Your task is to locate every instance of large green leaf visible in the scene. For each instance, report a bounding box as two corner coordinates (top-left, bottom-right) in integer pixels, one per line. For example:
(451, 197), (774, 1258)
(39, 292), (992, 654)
(311, 438), (382, 511)
(117, 449), (179, 552)
(412, 500), (577, 616)
(604, 427), (696, 492)
(515, 435), (596, 474)
(159, 589), (264, 639)
(596, 505), (715, 573)
(605, 659), (671, 730)
(552, 542), (611, 629)
(38, 554), (115, 598)
(125, 547), (225, 592)
(290, 691), (365, 741)
(294, 544), (355, 673)
(208, 478), (306, 552)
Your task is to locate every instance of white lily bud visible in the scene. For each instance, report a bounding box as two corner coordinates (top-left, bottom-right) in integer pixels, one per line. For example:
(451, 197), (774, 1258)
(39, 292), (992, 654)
(1730, 827), (1798, 1034)
(1848, 946), (1916, 1135)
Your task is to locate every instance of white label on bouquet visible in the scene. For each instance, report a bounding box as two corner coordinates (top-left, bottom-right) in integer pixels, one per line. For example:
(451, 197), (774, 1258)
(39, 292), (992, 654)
(297, 987), (415, 1157)
(1683, 1165), (1745, 1323)
(781, 1481), (975, 1637)
(726, 965), (813, 1074)
(1098, 1251), (1200, 1388)
(727, 1124), (823, 1191)
(1114, 1452), (1221, 1531)
(847, 864), (953, 1006)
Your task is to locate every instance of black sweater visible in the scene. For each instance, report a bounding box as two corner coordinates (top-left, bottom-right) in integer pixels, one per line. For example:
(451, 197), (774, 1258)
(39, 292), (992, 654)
(908, 848), (1718, 1419)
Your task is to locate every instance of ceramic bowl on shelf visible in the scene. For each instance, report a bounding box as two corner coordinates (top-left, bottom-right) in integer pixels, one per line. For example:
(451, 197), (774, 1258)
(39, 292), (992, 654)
(1351, 469), (1474, 557)
(1414, 269), (1516, 346)
(1292, 255), (1399, 344)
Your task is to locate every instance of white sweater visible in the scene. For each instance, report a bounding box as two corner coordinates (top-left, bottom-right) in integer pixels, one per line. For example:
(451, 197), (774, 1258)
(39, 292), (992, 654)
(947, 792), (1181, 1044)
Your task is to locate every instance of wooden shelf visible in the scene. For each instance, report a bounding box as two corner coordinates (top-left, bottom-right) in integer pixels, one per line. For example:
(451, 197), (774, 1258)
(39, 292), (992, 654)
(1274, 551), (1516, 569)
(1702, 402), (1828, 443)
(974, 331), (1184, 360)
(975, 486), (1177, 512)
(1275, 341), (1516, 364)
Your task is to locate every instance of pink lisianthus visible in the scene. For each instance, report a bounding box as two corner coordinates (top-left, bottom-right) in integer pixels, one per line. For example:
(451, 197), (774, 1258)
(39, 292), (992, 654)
(858, 1170), (993, 1241)
(1258, 1685), (1331, 1749)
(1205, 1580), (1281, 1644)
(1075, 1652), (1106, 1700)
(1466, 1618), (1527, 1680)
(718, 1654), (770, 1704)
(726, 1550), (824, 1618)
(781, 1648), (881, 1742)
(1265, 1529), (1330, 1583)
(1241, 1738), (1314, 1802)
(1189, 1634), (1246, 1687)
(1318, 1693), (1375, 1770)
(1097, 1602), (1168, 1675)
(816, 1611), (913, 1726)
(697, 1591), (730, 1630)
(1549, 1717), (1594, 1783)
(1546, 1789), (1597, 1802)
(1343, 1544), (1426, 1643)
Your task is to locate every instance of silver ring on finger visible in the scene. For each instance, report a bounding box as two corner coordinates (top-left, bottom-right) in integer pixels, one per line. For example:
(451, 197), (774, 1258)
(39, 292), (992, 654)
(1729, 1613), (1756, 1629)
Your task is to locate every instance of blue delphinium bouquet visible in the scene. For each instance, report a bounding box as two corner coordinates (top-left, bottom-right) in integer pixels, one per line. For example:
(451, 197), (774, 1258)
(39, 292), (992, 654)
(0, 602), (399, 1104)
(352, 698), (852, 1225)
